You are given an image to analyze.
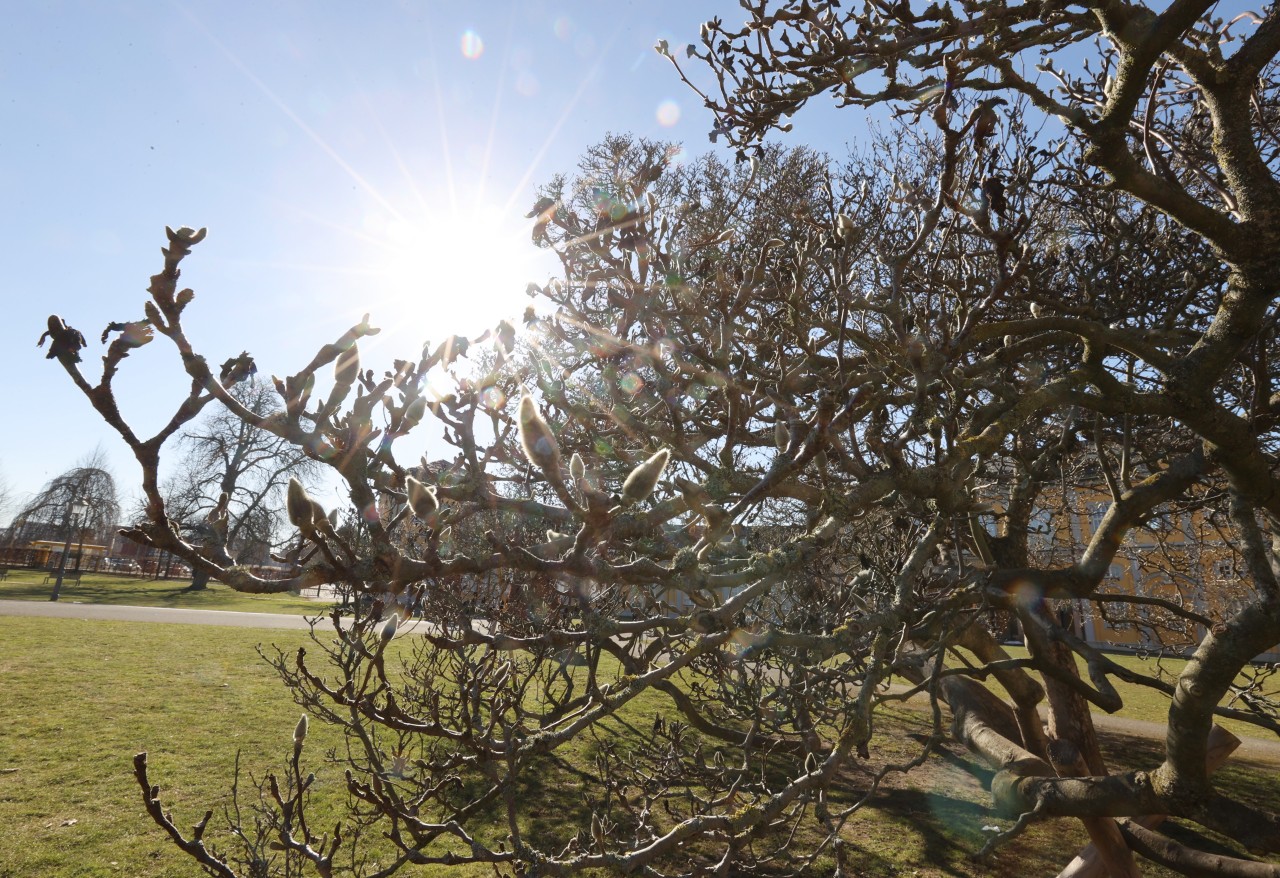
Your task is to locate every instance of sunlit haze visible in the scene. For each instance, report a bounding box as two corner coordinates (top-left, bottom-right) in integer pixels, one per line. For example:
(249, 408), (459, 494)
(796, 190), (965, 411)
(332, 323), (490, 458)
(0, 1), (854, 517)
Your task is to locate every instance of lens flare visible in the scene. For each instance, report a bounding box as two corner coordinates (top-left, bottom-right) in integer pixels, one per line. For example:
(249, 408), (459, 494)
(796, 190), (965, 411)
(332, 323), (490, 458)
(460, 30), (484, 60)
(620, 372), (644, 395)
(656, 99), (681, 127)
(481, 385), (507, 410)
(1011, 578), (1044, 607)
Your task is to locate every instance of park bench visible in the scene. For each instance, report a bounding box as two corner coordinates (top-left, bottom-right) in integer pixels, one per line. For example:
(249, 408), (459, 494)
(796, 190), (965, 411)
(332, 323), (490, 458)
(42, 570), (83, 586)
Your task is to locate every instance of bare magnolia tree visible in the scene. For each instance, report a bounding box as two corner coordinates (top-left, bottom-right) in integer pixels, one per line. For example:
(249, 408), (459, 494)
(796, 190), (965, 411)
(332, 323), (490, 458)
(39, 3), (1280, 875)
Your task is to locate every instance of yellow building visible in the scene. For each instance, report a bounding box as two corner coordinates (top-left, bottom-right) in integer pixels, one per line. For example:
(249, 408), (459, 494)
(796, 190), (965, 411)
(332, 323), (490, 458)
(1026, 486), (1280, 662)
(26, 539), (109, 569)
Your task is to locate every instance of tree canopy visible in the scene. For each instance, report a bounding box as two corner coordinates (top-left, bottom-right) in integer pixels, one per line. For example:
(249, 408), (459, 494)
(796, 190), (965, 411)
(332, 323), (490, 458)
(152, 377), (322, 585)
(9, 449), (119, 551)
(42, 3), (1280, 876)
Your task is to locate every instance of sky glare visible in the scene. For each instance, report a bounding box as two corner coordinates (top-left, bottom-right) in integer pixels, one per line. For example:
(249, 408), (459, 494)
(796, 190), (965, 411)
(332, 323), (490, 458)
(0, 1), (857, 518)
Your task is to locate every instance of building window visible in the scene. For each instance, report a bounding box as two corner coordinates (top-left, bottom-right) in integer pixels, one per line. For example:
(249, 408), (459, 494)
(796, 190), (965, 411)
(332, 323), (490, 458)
(1028, 507), (1052, 546)
(1087, 502), (1108, 534)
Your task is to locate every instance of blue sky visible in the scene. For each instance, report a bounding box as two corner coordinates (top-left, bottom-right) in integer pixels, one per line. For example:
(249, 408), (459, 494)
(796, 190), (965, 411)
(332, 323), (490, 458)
(0, 1), (858, 519)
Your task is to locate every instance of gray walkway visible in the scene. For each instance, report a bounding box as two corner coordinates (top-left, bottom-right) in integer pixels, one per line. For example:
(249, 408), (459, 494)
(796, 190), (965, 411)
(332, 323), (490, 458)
(1090, 709), (1280, 763)
(0, 598), (318, 629)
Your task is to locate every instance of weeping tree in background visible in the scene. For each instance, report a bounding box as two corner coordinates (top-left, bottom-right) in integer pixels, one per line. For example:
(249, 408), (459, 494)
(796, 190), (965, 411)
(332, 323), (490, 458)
(152, 377), (323, 588)
(8, 449), (120, 571)
(0, 461), (13, 528)
(39, 3), (1280, 876)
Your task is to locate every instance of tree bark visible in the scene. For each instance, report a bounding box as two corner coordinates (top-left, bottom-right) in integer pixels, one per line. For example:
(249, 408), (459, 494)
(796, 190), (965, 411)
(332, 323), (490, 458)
(185, 566), (210, 591)
(1118, 820), (1280, 878)
(1056, 725), (1241, 878)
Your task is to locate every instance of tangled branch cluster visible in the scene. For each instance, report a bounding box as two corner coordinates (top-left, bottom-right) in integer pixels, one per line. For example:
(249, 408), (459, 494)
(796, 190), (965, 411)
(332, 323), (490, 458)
(45, 2), (1280, 875)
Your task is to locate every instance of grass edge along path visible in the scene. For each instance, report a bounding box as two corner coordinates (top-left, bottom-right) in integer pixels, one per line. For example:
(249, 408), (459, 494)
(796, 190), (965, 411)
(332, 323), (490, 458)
(0, 567), (328, 615)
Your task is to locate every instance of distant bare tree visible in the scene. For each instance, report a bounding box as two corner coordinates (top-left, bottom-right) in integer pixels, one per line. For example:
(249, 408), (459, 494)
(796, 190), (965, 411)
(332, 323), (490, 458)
(10, 448), (120, 592)
(0, 461), (13, 525)
(154, 378), (322, 588)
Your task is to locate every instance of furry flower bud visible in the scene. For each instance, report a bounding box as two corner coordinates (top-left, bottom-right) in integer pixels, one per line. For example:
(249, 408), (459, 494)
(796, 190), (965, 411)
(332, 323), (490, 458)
(403, 396), (428, 430)
(293, 714), (309, 746)
(286, 478), (316, 530)
(570, 452), (586, 482)
(518, 395), (562, 474)
(308, 498), (328, 529)
(774, 420), (789, 451)
(405, 476), (439, 520)
(835, 213), (856, 242)
(380, 613), (399, 644)
(621, 449), (670, 506)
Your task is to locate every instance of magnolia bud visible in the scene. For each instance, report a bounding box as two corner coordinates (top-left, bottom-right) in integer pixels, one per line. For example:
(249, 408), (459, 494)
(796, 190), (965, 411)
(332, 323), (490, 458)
(380, 613), (398, 644)
(621, 449), (670, 506)
(570, 452), (586, 482)
(334, 345), (360, 385)
(168, 225), (206, 243)
(405, 476), (439, 519)
(518, 395), (562, 474)
(835, 213), (856, 242)
(286, 478), (315, 530)
(403, 396), (428, 428)
(293, 714), (308, 746)
(774, 420), (789, 451)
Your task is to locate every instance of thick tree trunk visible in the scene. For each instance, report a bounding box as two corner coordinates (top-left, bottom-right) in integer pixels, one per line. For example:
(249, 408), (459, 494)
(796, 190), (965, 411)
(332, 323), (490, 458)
(955, 624), (1050, 760)
(185, 567), (210, 591)
(1057, 725), (1241, 878)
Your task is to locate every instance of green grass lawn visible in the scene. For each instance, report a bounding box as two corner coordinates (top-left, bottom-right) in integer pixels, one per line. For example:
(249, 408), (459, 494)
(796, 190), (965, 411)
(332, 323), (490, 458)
(2, 616), (1278, 877)
(0, 567), (329, 614)
(0, 618), (323, 877)
(964, 645), (1280, 742)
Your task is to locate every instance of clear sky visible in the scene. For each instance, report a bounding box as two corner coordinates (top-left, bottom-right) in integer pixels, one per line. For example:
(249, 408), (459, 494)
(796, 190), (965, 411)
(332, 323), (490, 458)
(0, 1), (857, 519)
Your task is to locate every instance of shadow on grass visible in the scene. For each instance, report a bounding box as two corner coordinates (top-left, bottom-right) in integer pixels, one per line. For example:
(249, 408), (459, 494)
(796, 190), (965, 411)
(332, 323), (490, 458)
(2, 576), (201, 605)
(1098, 727), (1280, 806)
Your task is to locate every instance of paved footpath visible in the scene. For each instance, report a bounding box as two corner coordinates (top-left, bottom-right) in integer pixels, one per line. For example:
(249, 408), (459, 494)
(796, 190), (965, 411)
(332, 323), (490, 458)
(5, 599), (1278, 763)
(0, 598), (318, 629)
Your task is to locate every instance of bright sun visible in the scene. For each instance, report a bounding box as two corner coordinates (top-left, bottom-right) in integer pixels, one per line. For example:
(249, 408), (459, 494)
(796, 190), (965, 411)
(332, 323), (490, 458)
(372, 204), (548, 346)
